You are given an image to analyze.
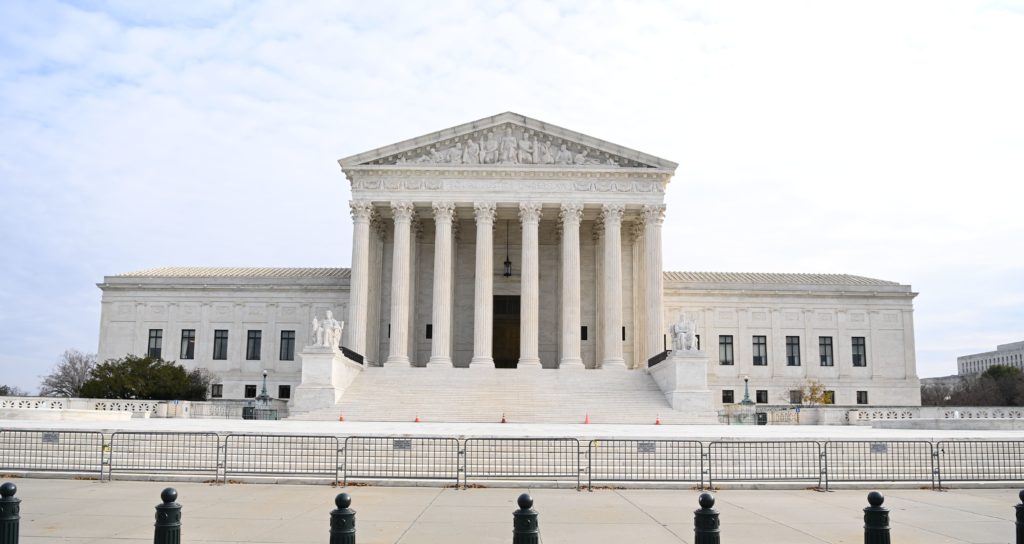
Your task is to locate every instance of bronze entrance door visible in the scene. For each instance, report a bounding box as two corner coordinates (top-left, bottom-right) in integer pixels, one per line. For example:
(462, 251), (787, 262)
(492, 295), (521, 368)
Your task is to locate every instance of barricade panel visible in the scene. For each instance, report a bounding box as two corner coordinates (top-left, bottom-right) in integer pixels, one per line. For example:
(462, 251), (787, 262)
(223, 434), (339, 482)
(587, 439), (703, 490)
(108, 432), (220, 479)
(708, 441), (821, 487)
(0, 430), (104, 476)
(464, 438), (580, 489)
(824, 440), (934, 489)
(937, 440), (1024, 486)
(342, 436), (460, 485)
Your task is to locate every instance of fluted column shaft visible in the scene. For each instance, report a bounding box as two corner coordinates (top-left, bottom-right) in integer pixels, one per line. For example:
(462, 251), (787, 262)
(601, 204), (626, 369)
(518, 203), (543, 368)
(470, 202), (497, 367)
(346, 201), (374, 357)
(385, 202), (415, 366)
(642, 204), (666, 361)
(428, 202), (455, 367)
(559, 203), (584, 369)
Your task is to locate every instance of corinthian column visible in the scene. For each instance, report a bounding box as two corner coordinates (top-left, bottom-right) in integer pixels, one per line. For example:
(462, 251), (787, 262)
(559, 203), (584, 369)
(346, 200), (374, 358)
(427, 202), (455, 367)
(470, 202), (497, 368)
(385, 201), (415, 367)
(601, 203), (626, 370)
(642, 204), (666, 362)
(518, 202), (543, 369)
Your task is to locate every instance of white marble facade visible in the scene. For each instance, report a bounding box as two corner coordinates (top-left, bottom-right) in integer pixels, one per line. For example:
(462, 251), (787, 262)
(95, 112), (922, 406)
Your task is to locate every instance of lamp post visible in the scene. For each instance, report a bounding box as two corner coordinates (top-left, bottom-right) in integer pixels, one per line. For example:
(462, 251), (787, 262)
(740, 376), (754, 406)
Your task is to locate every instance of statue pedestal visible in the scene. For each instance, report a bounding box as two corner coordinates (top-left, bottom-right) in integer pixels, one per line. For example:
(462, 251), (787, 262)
(648, 350), (717, 419)
(290, 345), (364, 415)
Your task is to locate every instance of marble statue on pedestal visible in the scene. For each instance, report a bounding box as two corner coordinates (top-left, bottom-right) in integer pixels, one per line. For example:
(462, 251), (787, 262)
(311, 310), (344, 349)
(670, 314), (698, 352)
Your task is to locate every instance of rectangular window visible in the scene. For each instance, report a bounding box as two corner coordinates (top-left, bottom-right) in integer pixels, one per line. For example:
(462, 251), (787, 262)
(180, 329), (195, 360)
(695, 334), (701, 351)
(279, 330), (295, 361)
(752, 335), (767, 366)
(246, 330), (262, 360)
(722, 390), (735, 404)
(210, 384), (223, 398)
(823, 390), (835, 405)
(581, 326), (588, 341)
(244, 384), (256, 398)
(789, 390), (803, 405)
(278, 385), (291, 399)
(213, 330), (228, 360)
(856, 390), (869, 405)
(755, 389), (768, 404)
(719, 335), (734, 365)
(426, 324), (432, 339)
(852, 337), (867, 366)
(622, 326), (626, 341)
(786, 336), (801, 366)
(819, 336), (834, 366)
(147, 329), (163, 359)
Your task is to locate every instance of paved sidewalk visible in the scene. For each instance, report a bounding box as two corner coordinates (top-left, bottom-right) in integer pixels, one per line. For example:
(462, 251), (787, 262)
(6, 478), (1021, 543)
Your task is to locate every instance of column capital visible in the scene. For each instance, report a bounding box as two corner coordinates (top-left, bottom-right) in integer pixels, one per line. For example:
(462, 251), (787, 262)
(600, 203), (625, 226)
(641, 204), (666, 225)
(350, 200), (375, 222)
(558, 202), (584, 225)
(473, 201), (497, 223)
(391, 201), (416, 222)
(518, 202), (543, 223)
(431, 201), (456, 223)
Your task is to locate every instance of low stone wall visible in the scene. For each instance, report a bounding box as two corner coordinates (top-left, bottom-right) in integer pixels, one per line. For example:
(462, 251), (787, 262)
(0, 407), (133, 421)
(872, 418), (1024, 430)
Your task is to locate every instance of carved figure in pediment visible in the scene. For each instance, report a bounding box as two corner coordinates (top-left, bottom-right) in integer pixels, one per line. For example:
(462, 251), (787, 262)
(499, 127), (518, 164)
(574, 149), (589, 165)
(605, 156), (618, 166)
(462, 139), (480, 164)
(517, 135), (534, 164)
(555, 144), (573, 165)
(396, 155), (407, 165)
(445, 143), (463, 164)
(482, 131), (499, 164)
(533, 138), (553, 165)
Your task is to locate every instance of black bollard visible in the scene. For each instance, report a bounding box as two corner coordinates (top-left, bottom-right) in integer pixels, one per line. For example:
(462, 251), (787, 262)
(0, 482), (19, 544)
(1016, 490), (1024, 544)
(153, 488), (181, 544)
(694, 492), (720, 544)
(513, 493), (539, 544)
(330, 493), (356, 544)
(863, 491), (890, 544)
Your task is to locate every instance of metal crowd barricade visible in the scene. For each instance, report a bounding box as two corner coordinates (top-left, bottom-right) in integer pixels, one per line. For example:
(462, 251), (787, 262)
(824, 440), (935, 490)
(587, 439), (704, 490)
(708, 441), (822, 488)
(0, 430), (104, 477)
(108, 432), (220, 481)
(936, 440), (1024, 488)
(463, 438), (581, 490)
(342, 436), (460, 486)
(223, 434), (340, 483)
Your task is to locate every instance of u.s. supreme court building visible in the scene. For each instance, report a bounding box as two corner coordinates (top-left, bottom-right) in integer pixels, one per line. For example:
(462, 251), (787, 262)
(96, 112), (921, 421)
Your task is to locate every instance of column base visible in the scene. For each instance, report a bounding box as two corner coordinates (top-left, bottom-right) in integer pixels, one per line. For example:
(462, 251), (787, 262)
(426, 357), (453, 368)
(469, 357), (494, 368)
(601, 358), (627, 370)
(559, 358), (585, 369)
(517, 357), (542, 369)
(384, 356), (411, 367)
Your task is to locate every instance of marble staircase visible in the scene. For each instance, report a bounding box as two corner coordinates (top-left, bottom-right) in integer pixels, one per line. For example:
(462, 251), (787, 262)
(289, 366), (715, 424)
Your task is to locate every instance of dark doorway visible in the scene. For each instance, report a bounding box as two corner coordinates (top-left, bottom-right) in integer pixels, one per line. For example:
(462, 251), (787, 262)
(493, 295), (520, 368)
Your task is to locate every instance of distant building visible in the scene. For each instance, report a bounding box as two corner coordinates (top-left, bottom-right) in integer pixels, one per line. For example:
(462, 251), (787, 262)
(958, 341), (1024, 375)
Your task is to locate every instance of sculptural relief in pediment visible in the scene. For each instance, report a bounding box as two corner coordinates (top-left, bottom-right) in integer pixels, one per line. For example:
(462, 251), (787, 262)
(369, 124), (654, 169)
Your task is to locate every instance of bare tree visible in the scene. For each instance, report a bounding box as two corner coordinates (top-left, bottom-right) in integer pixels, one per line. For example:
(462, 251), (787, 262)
(39, 349), (96, 397)
(0, 384), (29, 396)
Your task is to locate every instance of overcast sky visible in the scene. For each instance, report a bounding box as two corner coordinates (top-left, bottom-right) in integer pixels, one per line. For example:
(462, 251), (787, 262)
(2, 1), (1022, 392)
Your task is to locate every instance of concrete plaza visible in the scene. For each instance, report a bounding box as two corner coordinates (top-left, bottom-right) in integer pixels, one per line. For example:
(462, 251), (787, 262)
(7, 478), (1021, 543)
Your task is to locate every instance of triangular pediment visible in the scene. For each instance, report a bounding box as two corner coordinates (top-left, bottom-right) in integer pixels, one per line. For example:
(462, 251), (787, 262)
(338, 112), (677, 171)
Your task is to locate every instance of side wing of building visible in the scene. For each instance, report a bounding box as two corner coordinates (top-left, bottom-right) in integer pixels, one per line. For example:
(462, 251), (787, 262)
(664, 272), (921, 406)
(96, 267), (350, 400)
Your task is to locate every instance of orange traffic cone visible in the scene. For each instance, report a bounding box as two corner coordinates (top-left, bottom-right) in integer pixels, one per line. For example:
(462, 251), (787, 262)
(338, 413), (345, 422)
(414, 415), (421, 423)
(654, 415), (661, 425)
(501, 413), (507, 423)
(584, 413), (590, 424)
